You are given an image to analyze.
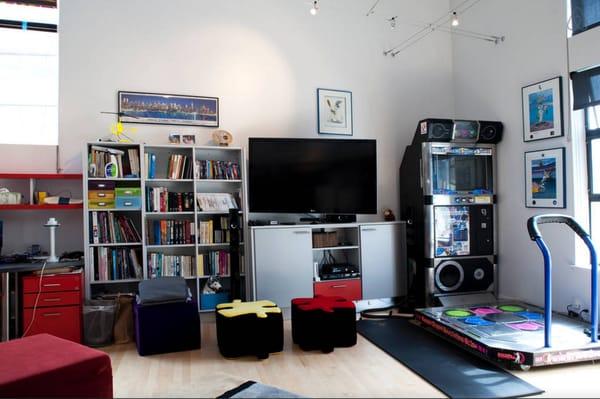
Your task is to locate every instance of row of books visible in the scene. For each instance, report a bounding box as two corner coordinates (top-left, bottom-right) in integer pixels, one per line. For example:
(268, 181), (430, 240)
(195, 160), (240, 180)
(146, 219), (195, 245)
(147, 253), (195, 278)
(196, 193), (238, 212)
(167, 154), (194, 180)
(90, 211), (141, 244)
(198, 250), (231, 276)
(88, 146), (140, 178)
(145, 187), (194, 212)
(198, 216), (230, 244)
(94, 247), (143, 281)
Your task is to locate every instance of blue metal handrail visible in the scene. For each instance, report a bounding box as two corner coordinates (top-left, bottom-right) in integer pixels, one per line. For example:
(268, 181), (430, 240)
(527, 214), (598, 348)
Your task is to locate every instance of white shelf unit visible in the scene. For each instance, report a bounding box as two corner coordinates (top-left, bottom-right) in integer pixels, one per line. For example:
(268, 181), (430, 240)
(83, 143), (248, 312)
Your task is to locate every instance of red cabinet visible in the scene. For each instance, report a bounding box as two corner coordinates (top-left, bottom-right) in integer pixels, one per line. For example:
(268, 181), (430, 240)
(22, 272), (83, 343)
(314, 279), (362, 301)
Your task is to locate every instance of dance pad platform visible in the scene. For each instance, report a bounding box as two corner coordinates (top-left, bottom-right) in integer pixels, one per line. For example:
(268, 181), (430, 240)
(415, 301), (600, 368)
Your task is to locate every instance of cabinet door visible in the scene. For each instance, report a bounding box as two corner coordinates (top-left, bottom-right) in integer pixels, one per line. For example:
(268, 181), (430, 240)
(253, 227), (313, 307)
(360, 224), (406, 300)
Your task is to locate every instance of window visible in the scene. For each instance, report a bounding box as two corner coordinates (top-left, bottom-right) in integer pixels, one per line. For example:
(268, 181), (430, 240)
(586, 105), (600, 240)
(0, 1), (58, 145)
(571, 0), (600, 35)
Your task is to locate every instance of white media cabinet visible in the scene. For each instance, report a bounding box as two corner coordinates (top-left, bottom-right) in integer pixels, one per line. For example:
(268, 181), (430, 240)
(249, 221), (406, 308)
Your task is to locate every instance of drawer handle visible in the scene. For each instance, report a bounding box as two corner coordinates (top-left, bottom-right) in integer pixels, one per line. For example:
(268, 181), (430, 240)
(293, 231), (310, 235)
(362, 228), (377, 232)
(123, 191), (133, 195)
(97, 184), (107, 188)
(43, 283), (61, 287)
(331, 285), (347, 288)
(98, 193), (106, 197)
(43, 312), (62, 317)
(43, 298), (61, 302)
(123, 201), (133, 206)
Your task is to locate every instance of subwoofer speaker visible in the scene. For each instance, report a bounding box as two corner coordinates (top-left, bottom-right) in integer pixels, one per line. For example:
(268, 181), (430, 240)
(434, 258), (494, 294)
(477, 121), (503, 144)
(413, 119), (454, 144)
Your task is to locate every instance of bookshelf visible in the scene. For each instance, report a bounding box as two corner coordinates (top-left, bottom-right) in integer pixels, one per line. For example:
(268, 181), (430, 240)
(83, 142), (247, 311)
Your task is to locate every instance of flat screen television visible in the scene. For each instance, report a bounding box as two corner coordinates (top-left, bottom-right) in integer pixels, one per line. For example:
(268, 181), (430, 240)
(248, 138), (377, 214)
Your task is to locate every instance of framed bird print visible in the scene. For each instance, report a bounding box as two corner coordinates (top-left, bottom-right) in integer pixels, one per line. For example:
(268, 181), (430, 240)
(317, 88), (353, 135)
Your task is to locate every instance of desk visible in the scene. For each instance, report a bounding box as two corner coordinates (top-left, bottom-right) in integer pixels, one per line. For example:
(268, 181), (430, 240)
(0, 260), (84, 341)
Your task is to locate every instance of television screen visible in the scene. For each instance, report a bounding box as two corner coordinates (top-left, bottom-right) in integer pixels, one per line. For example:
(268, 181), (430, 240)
(248, 138), (377, 214)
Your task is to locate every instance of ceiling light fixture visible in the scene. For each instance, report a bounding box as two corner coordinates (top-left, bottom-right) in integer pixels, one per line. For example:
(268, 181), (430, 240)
(451, 11), (459, 27)
(310, 0), (319, 16)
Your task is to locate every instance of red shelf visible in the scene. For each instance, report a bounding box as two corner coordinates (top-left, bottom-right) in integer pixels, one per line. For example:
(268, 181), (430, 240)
(0, 204), (83, 210)
(0, 173), (83, 180)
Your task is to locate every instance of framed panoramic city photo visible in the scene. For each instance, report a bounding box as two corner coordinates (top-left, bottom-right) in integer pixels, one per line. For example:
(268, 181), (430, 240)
(118, 91), (219, 127)
(317, 88), (353, 136)
(521, 76), (563, 142)
(524, 147), (566, 208)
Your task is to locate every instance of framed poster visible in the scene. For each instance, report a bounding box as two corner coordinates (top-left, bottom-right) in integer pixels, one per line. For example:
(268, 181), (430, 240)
(317, 88), (353, 136)
(524, 147), (566, 208)
(118, 91), (219, 127)
(521, 76), (563, 142)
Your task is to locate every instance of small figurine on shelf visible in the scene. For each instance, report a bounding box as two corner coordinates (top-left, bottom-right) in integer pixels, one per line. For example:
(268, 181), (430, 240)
(202, 275), (223, 294)
(212, 130), (233, 146)
(383, 208), (396, 222)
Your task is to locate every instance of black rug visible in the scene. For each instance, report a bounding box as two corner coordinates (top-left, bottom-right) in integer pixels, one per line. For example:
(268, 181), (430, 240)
(357, 318), (543, 399)
(217, 380), (302, 398)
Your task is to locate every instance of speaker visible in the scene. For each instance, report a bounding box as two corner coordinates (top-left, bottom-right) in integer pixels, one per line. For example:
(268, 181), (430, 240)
(228, 209), (242, 300)
(414, 119), (454, 143)
(433, 258), (494, 295)
(477, 121), (503, 144)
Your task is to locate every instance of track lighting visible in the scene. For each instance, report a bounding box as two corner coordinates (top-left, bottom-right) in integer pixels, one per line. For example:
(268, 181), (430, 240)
(388, 16), (397, 30)
(310, 0), (319, 16)
(451, 11), (459, 27)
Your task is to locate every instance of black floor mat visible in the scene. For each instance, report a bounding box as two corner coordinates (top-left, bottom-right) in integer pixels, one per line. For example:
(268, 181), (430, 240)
(357, 318), (543, 398)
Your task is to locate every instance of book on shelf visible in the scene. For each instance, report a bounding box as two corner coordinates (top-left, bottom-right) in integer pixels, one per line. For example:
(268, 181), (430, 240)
(146, 219), (195, 245)
(88, 146), (139, 178)
(198, 216), (230, 244)
(94, 247), (142, 281)
(167, 154), (193, 179)
(196, 193), (238, 212)
(145, 152), (157, 179)
(148, 253), (195, 278)
(90, 211), (141, 244)
(195, 160), (240, 180)
(145, 187), (194, 212)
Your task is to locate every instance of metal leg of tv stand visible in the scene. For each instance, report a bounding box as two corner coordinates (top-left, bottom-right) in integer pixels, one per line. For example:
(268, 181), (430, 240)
(1, 272), (8, 341)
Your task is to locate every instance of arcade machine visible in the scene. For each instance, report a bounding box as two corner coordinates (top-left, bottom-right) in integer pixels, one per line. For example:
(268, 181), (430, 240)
(400, 118), (503, 308)
(415, 215), (600, 369)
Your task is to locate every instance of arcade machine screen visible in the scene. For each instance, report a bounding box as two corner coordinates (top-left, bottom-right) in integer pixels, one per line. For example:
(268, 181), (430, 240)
(434, 206), (470, 257)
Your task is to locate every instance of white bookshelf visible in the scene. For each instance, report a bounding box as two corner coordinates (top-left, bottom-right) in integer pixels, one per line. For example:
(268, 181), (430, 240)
(83, 142), (248, 311)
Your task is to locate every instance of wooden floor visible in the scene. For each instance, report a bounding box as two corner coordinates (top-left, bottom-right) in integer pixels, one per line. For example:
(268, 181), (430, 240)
(102, 319), (600, 398)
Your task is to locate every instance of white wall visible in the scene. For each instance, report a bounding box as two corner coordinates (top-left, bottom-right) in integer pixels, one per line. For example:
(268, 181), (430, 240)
(56, 0), (455, 222)
(451, 0), (597, 312)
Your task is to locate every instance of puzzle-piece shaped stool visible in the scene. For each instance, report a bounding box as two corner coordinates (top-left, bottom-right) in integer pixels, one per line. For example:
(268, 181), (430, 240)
(216, 299), (283, 359)
(291, 295), (356, 353)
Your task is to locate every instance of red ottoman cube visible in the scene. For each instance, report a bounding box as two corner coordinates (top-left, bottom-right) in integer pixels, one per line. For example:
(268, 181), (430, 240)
(291, 295), (356, 353)
(0, 333), (113, 398)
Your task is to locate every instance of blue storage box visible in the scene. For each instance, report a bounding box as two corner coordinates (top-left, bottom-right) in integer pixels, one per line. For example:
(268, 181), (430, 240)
(115, 196), (142, 209)
(201, 292), (230, 310)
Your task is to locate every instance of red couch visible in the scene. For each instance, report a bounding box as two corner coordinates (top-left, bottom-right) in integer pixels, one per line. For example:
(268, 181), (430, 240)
(0, 333), (113, 398)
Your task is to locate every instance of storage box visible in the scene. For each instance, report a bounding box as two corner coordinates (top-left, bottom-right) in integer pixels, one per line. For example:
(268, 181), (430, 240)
(88, 200), (115, 209)
(200, 292), (230, 310)
(115, 196), (141, 209)
(115, 187), (142, 197)
(312, 231), (338, 248)
(0, 191), (22, 205)
(88, 181), (116, 190)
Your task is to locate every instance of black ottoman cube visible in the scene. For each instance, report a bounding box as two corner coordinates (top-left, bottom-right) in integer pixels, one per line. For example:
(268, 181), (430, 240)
(216, 299), (283, 359)
(291, 295), (356, 353)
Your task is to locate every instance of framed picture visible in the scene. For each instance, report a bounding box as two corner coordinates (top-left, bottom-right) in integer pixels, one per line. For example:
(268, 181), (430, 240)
(182, 134), (195, 145)
(317, 88), (353, 136)
(118, 91), (219, 127)
(521, 76), (563, 141)
(168, 133), (180, 144)
(524, 147), (566, 208)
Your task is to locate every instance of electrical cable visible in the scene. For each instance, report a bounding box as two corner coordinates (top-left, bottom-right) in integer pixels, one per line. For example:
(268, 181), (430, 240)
(22, 260), (47, 338)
